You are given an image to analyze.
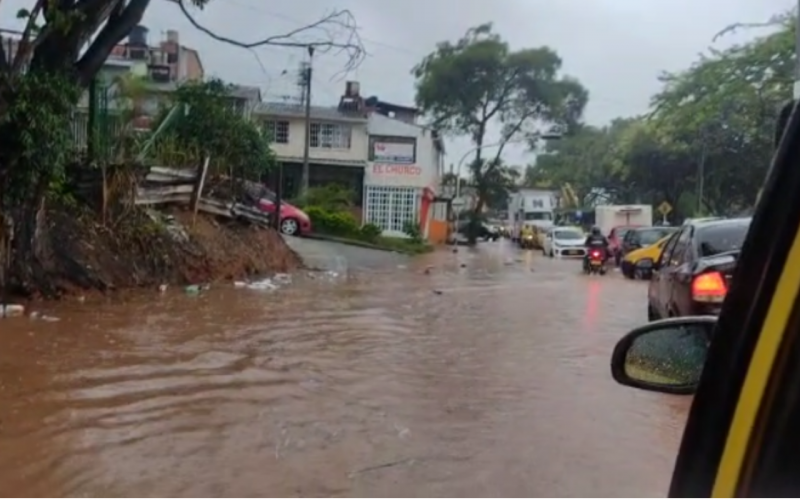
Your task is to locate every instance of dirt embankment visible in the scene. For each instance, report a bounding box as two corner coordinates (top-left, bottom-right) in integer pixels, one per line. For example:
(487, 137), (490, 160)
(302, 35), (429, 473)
(21, 204), (303, 299)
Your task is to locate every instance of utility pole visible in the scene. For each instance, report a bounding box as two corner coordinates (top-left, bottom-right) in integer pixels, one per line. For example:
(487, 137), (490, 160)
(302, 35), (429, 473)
(300, 45), (315, 196)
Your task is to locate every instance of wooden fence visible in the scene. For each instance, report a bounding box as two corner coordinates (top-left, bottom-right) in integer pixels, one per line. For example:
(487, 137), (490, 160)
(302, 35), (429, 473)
(70, 161), (274, 228)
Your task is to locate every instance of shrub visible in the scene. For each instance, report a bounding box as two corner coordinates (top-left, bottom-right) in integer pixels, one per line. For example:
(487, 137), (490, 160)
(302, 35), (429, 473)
(403, 220), (424, 244)
(305, 205), (360, 236)
(360, 223), (382, 242)
(293, 184), (355, 211)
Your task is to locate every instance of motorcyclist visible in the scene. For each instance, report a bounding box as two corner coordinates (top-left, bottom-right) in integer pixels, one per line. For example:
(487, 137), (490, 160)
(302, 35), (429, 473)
(583, 226), (610, 270)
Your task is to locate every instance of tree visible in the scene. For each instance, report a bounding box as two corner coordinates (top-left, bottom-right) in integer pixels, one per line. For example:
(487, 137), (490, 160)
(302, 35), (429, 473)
(412, 23), (587, 243)
(525, 17), (792, 221)
(0, 0), (364, 296)
(151, 79), (275, 179)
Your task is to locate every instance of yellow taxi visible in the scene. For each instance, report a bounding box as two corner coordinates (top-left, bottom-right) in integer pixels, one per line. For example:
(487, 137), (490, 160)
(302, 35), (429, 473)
(620, 233), (673, 280)
(607, 98), (800, 496)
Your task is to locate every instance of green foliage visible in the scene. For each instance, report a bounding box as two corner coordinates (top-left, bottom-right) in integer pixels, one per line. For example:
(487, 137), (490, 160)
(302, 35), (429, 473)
(304, 206), (360, 236)
(150, 79), (275, 179)
(359, 223), (382, 242)
(413, 24), (586, 242)
(293, 184), (355, 211)
(402, 220), (423, 244)
(528, 18), (793, 220)
(0, 70), (81, 206)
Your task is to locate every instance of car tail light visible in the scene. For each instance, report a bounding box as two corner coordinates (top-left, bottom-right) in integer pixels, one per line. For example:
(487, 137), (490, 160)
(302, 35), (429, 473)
(692, 271), (727, 303)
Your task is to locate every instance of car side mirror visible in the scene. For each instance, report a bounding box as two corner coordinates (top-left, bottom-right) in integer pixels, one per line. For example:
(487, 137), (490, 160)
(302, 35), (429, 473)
(610, 316), (716, 395)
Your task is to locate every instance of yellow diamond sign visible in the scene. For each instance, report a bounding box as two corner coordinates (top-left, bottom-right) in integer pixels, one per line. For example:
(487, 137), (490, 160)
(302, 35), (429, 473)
(657, 201), (673, 216)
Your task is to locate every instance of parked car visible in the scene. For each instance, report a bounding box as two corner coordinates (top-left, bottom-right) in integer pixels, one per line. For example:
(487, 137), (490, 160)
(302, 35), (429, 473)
(620, 226), (678, 261)
(608, 225), (640, 266)
(541, 226), (586, 258)
(647, 217), (751, 321)
(620, 233), (673, 280)
(456, 221), (500, 241)
(256, 189), (312, 236)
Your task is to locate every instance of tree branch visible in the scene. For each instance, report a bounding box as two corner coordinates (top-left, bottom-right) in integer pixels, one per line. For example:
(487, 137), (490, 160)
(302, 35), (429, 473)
(11, 0), (46, 73)
(171, 0), (366, 72)
(75, 0), (151, 86)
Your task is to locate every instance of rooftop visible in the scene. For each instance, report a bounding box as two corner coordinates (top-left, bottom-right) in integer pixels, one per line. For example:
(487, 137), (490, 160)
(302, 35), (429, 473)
(254, 102), (367, 123)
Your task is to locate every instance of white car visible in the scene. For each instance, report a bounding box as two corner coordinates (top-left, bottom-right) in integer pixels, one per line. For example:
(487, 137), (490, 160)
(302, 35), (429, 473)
(542, 227), (587, 258)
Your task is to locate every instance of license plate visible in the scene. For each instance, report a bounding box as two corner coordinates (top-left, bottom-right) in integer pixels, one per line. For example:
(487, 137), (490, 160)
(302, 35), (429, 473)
(590, 259), (602, 265)
(564, 250), (576, 255)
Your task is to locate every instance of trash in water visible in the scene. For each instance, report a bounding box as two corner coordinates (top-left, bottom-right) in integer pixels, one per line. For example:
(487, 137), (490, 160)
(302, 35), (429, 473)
(234, 281), (248, 288)
(29, 311), (59, 321)
(460, 263), (467, 268)
(273, 273), (292, 284)
(184, 284), (201, 295)
(245, 278), (278, 291)
(1, 304), (24, 317)
(158, 284), (168, 293)
(432, 289), (443, 295)
(397, 264), (407, 269)
(200, 284), (211, 291)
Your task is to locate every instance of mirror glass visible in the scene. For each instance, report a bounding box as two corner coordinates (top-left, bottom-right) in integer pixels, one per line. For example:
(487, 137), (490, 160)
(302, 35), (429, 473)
(624, 322), (713, 387)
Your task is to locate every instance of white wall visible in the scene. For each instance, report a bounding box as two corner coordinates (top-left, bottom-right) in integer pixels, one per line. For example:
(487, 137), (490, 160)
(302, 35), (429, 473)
(365, 113), (441, 189)
(256, 115), (369, 163)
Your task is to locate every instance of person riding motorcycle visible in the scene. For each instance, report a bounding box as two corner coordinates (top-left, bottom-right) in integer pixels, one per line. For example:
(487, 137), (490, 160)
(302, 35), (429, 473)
(583, 226), (610, 270)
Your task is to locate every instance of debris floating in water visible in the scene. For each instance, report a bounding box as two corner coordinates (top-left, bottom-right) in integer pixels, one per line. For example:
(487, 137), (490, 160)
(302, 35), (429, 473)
(1, 304), (25, 317)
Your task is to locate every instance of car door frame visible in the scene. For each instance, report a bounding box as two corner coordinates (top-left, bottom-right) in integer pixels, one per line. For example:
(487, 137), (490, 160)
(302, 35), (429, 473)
(651, 230), (681, 318)
(667, 226), (695, 317)
(668, 99), (800, 497)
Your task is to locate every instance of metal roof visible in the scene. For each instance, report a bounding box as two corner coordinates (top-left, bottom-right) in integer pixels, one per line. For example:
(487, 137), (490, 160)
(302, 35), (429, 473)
(254, 102), (368, 123)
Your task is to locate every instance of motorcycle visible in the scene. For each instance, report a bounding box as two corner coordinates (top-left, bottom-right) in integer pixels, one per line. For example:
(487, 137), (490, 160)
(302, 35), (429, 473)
(584, 248), (608, 275)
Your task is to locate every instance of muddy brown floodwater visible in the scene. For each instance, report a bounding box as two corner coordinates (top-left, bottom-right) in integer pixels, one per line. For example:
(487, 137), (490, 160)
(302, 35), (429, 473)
(0, 242), (691, 497)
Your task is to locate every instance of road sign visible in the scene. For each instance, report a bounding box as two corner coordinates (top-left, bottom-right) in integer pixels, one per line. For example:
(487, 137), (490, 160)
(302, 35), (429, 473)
(451, 197), (467, 210)
(657, 201), (673, 216)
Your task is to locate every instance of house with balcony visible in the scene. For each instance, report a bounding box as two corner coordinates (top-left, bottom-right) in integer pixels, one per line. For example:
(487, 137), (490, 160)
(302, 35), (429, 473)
(255, 81), (447, 238)
(253, 88), (369, 215)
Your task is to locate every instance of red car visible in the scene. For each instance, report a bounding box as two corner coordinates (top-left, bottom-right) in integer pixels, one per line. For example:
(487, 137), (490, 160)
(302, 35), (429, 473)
(608, 225), (641, 266)
(257, 189), (312, 236)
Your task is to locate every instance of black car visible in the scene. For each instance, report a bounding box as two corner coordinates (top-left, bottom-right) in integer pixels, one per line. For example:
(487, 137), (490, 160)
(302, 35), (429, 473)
(456, 222), (500, 241)
(647, 217), (751, 321)
(620, 226), (678, 259)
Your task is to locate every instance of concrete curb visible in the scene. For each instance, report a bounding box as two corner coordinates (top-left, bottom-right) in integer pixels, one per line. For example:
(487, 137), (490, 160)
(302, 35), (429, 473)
(302, 233), (430, 255)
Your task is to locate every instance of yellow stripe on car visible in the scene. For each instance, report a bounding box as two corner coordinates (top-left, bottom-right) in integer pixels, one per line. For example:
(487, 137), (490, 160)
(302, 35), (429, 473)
(712, 225), (800, 497)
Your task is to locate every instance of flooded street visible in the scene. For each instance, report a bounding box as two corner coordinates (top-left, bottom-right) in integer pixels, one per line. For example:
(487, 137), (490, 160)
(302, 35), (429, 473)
(0, 241), (690, 497)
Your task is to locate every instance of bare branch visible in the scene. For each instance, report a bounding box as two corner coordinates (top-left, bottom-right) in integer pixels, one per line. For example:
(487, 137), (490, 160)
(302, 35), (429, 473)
(11, 0), (46, 73)
(170, 0), (366, 72)
(713, 10), (792, 41)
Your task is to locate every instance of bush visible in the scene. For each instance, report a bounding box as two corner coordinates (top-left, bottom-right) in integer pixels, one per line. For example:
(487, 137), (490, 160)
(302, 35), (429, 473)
(360, 223), (382, 242)
(293, 184), (354, 211)
(305, 205), (360, 236)
(403, 220), (424, 244)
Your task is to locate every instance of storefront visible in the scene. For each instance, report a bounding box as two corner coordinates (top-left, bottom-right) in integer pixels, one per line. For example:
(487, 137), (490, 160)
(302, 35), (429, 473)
(363, 131), (437, 237)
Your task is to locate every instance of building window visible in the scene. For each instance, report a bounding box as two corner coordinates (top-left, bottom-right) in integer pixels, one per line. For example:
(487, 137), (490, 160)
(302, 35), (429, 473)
(365, 186), (420, 235)
(263, 120), (289, 144)
(310, 122), (351, 149)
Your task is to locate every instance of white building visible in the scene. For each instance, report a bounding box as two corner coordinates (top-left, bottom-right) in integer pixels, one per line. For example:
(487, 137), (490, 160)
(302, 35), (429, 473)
(365, 110), (445, 237)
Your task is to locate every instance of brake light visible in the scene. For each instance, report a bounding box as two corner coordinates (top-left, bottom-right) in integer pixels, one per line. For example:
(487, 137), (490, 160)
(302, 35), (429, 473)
(692, 271), (727, 303)
(591, 250), (601, 258)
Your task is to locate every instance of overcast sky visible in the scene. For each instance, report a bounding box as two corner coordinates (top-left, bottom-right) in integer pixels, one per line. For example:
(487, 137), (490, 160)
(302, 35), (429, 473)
(3, 0), (795, 168)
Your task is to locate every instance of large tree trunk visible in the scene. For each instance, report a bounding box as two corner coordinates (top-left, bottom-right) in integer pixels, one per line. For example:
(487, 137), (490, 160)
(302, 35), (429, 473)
(5, 171), (57, 297)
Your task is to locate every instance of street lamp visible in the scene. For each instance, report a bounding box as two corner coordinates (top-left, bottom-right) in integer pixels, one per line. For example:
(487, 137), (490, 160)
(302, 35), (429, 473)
(453, 131), (561, 200)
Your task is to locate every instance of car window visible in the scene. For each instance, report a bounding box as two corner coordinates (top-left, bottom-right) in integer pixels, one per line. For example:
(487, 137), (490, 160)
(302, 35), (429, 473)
(658, 231), (681, 268)
(554, 229), (582, 240)
(670, 227), (694, 265)
(617, 227), (633, 240)
(638, 228), (673, 246)
(697, 221), (750, 257)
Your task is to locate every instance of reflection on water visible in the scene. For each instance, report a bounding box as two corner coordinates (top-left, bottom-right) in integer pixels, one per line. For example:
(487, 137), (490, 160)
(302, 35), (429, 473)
(0, 244), (689, 497)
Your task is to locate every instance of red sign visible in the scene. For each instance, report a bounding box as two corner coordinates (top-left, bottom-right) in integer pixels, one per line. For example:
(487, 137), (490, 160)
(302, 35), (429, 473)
(372, 164), (422, 175)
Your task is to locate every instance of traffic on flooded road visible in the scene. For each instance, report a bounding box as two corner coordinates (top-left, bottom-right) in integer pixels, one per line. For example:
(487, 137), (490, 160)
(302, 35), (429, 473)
(0, 240), (687, 497)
